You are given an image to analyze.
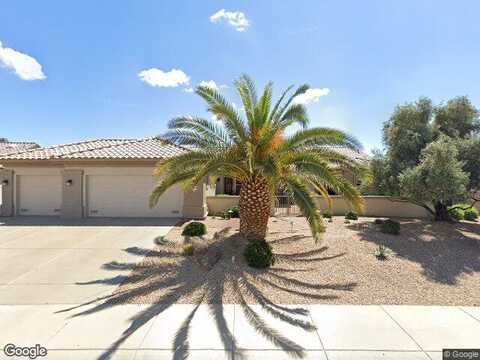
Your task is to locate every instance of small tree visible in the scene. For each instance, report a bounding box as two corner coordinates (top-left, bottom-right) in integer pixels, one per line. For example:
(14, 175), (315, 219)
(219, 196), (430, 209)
(399, 137), (469, 220)
(370, 96), (480, 220)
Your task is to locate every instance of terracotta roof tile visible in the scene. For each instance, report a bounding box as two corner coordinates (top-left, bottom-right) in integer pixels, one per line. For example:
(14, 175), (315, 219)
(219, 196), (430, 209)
(0, 141), (39, 155)
(0, 138), (186, 160)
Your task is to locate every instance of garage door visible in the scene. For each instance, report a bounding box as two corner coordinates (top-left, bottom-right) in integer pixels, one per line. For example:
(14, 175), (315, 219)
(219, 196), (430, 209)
(87, 175), (183, 218)
(17, 175), (63, 216)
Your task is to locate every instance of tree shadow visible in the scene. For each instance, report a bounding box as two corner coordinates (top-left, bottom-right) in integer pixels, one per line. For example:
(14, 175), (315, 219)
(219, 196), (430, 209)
(347, 218), (480, 285)
(56, 228), (356, 360)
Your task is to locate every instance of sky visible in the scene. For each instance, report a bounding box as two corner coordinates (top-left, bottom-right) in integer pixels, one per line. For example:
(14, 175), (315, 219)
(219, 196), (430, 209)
(1, 0), (480, 153)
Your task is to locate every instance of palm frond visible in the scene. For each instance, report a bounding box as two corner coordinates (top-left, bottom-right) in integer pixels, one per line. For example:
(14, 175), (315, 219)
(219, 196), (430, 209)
(150, 169), (197, 208)
(280, 128), (362, 152)
(255, 81), (273, 129)
(164, 116), (231, 146)
(273, 84), (309, 122)
(235, 74), (258, 130)
(196, 85), (247, 143)
(279, 175), (325, 241)
(276, 103), (309, 129)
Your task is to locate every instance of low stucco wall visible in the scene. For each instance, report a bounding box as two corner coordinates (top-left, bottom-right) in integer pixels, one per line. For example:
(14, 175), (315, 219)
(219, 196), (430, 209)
(207, 195), (240, 215)
(315, 196), (430, 218)
(207, 195), (432, 219)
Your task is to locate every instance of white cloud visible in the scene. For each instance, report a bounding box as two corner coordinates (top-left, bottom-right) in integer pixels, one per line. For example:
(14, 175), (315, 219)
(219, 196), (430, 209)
(293, 88), (330, 105)
(210, 9), (250, 32)
(199, 80), (219, 90)
(138, 68), (190, 88)
(183, 87), (194, 93)
(0, 41), (46, 80)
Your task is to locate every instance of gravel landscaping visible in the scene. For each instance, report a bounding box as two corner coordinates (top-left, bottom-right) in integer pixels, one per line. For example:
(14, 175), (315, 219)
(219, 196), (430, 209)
(111, 216), (480, 306)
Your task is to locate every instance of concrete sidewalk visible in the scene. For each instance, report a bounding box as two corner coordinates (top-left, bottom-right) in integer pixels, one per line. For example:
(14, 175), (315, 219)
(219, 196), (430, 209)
(1, 304), (479, 360)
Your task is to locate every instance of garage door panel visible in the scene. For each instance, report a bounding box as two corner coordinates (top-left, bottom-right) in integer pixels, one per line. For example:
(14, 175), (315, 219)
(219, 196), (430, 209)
(18, 175), (62, 216)
(87, 175), (182, 218)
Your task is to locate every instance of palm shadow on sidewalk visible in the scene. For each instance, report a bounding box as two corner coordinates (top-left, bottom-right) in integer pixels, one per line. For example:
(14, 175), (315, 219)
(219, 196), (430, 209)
(56, 227), (356, 360)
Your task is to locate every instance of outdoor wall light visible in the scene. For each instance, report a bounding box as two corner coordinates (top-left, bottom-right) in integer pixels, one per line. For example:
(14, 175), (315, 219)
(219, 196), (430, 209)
(1, 179), (8, 186)
(65, 179), (73, 187)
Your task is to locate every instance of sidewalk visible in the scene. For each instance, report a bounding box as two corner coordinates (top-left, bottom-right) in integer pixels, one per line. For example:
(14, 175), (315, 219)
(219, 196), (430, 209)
(1, 304), (479, 359)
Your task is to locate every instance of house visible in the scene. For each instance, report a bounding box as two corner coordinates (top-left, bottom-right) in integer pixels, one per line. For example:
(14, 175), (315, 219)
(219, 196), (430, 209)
(0, 138), (213, 219)
(215, 147), (368, 195)
(0, 139), (40, 206)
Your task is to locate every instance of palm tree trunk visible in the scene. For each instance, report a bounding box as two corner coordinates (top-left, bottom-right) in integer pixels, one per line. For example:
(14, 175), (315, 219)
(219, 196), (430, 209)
(239, 178), (271, 240)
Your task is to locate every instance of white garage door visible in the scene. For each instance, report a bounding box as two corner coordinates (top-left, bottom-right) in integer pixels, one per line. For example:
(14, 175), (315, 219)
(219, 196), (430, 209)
(87, 175), (183, 218)
(17, 175), (62, 216)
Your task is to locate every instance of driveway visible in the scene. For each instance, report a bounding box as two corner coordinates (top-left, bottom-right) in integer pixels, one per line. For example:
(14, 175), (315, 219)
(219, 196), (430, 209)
(0, 217), (178, 304)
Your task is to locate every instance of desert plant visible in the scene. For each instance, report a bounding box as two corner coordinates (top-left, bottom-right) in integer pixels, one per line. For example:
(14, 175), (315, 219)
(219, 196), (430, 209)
(150, 74), (364, 241)
(182, 222), (207, 236)
(379, 219), (400, 235)
(374, 245), (389, 260)
(464, 207), (479, 221)
(227, 206), (240, 218)
(448, 207), (465, 221)
(322, 210), (332, 219)
(183, 244), (195, 256)
(345, 211), (358, 220)
(244, 239), (276, 268)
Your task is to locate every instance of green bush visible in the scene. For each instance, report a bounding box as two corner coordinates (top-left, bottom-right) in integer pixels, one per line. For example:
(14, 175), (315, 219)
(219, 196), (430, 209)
(449, 207), (465, 221)
(374, 218), (384, 225)
(182, 222), (207, 236)
(345, 211), (358, 220)
(380, 219), (400, 235)
(227, 206), (240, 218)
(464, 207), (479, 221)
(244, 239), (276, 268)
(183, 244), (195, 256)
(322, 210), (332, 219)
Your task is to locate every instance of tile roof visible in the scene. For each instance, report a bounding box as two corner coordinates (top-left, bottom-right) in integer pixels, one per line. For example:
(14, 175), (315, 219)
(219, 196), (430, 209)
(0, 141), (39, 155)
(330, 147), (369, 162)
(0, 138), (187, 161)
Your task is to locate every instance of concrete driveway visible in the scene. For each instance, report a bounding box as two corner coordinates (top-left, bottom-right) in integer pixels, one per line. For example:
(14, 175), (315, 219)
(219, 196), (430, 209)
(0, 217), (178, 304)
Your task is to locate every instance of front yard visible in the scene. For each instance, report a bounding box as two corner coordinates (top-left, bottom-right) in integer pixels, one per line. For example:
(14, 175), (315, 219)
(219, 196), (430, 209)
(114, 216), (480, 306)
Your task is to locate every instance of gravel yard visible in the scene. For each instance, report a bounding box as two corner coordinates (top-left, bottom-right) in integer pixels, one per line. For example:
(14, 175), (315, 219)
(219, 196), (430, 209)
(112, 216), (480, 306)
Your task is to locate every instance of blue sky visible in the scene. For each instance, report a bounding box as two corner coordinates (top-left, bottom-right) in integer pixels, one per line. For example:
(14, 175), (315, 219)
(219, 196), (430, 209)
(1, 1), (480, 153)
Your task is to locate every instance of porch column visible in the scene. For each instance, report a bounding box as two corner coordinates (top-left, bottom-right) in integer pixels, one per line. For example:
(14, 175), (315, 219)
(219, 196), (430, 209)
(183, 180), (209, 219)
(0, 169), (14, 217)
(61, 169), (84, 218)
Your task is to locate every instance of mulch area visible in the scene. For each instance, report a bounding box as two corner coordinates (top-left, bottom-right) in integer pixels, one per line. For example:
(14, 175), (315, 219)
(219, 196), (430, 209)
(113, 216), (480, 306)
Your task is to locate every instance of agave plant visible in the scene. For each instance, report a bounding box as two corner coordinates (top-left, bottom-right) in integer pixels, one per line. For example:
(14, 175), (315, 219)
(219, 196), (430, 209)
(151, 75), (364, 240)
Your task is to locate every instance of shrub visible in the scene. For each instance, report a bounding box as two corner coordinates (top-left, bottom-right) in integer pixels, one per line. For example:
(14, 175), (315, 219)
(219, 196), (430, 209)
(380, 219), (401, 235)
(322, 210), (332, 219)
(449, 207), (465, 221)
(244, 239), (276, 268)
(183, 244), (195, 256)
(345, 211), (358, 220)
(374, 245), (389, 260)
(182, 222), (207, 236)
(227, 206), (240, 218)
(464, 207), (479, 221)
(374, 218), (384, 225)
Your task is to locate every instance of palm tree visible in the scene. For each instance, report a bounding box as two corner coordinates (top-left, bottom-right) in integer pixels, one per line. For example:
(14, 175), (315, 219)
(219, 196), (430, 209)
(151, 75), (364, 241)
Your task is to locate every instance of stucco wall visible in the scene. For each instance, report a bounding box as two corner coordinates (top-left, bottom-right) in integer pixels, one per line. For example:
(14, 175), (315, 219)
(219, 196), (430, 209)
(207, 195), (433, 218)
(207, 195), (241, 214)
